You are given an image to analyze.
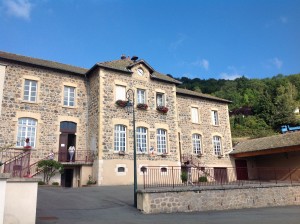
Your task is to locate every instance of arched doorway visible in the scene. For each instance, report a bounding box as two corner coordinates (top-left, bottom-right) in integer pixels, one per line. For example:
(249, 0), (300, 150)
(58, 121), (77, 162)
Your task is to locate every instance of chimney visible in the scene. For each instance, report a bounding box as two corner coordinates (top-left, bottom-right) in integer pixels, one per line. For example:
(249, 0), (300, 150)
(131, 56), (138, 62)
(121, 54), (126, 60)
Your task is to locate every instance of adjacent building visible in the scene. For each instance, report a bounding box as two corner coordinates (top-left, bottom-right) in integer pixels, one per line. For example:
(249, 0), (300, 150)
(0, 51), (234, 187)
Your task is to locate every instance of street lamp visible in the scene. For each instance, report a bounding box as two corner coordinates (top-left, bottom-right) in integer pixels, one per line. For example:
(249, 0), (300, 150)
(126, 88), (137, 208)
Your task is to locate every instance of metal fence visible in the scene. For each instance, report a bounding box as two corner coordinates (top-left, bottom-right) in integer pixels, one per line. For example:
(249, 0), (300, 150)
(140, 166), (300, 189)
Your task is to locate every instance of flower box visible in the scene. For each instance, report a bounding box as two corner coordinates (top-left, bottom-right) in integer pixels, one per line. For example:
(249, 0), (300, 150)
(137, 103), (148, 110)
(119, 151), (125, 155)
(161, 153), (168, 157)
(156, 106), (168, 113)
(115, 100), (128, 107)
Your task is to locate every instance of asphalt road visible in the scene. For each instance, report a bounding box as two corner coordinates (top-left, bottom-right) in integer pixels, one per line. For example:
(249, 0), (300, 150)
(36, 185), (300, 224)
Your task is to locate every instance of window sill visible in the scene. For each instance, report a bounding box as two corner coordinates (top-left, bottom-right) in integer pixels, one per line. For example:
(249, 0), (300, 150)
(62, 105), (78, 109)
(158, 153), (168, 157)
(21, 100), (39, 104)
(212, 124), (220, 127)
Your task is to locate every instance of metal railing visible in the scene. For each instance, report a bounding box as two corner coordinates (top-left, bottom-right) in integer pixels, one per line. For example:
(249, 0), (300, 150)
(140, 166), (300, 189)
(3, 151), (31, 177)
(0, 148), (25, 163)
(57, 150), (95, 163)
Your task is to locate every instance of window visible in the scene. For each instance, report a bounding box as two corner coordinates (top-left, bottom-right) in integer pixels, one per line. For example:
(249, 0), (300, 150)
(191, 107), (199, 123)
(192, 134), (202, 154)
(117, 167), (125, 173)
(161, 167), (167, 173)
(212, 110), (219, 125)
(213, 136), (222, 156)
(24, 79), (37, 102)
(64, 86), (75, 107)
(156, 93), (165, 106)
(115, 85), (126, 100)
(17, 118), (37, 147)
(137, 89), (146, 104)
(114, 125), (126, 152)
(157, 129), (167, 154)
(137, 127), (147, 153)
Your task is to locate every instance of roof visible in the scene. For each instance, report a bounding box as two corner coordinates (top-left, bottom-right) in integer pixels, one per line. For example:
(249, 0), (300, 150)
(0, 51), (87, 75)
(93, 58), (182, 84)
(176, 87), (232, 103)
(231, 132), (300, 156)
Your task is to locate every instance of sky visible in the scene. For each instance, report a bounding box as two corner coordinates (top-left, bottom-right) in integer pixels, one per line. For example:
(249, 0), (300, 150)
(0, 0), (299, 80)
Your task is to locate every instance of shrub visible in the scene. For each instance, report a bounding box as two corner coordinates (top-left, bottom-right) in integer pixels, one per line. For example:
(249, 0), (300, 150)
(87, 175), (96, 185)
(198, 176), (208, 182)
(52, 182), (59, 186)
(38, 181), (45, 185)
(181, 171), (188, 183)
(37, 160), (64, 185)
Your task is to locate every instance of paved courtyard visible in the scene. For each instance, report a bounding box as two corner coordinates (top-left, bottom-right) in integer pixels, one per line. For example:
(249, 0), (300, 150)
(36, 185), (300, 224)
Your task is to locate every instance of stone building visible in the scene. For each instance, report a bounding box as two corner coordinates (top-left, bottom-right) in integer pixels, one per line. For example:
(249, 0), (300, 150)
(0, 51), (234, 187)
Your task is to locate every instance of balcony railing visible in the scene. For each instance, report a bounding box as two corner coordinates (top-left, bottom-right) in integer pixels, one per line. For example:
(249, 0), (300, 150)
(140, 166), (300, 190)
(57, 150), (95, 163)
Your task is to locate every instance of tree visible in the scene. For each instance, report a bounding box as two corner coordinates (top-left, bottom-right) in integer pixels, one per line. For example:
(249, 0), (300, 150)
(37, 160), (64, 184)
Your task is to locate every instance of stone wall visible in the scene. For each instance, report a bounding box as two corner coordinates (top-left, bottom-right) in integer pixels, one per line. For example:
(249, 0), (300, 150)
(177, 95), (233, 167)
(137, 184), (300, 214)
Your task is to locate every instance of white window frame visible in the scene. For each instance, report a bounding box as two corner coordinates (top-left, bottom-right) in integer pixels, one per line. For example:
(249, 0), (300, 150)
(114, 125), (126, 152)
(64, 86), (75, 107)
(213, 136), (222, 156)
(115, 85), (126, 101)
(24, 79), (37, 102)
(16, 118), (37, 148)
(156, 93), (165, 107)
(157, 129), (167, 154)
(212, 110), (219, 126)
(191, 107), (199, 123)
(192, 134), (202, 154)
(137, 89), (146, 104)
(136, 127), (147, 153)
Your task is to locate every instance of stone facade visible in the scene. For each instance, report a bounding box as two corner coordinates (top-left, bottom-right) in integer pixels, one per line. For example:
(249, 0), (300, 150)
(0, 61), (88, 158)
(177, 95), (234, 167)
(0, 52), (233, 186)
(137, 184), (300, 213)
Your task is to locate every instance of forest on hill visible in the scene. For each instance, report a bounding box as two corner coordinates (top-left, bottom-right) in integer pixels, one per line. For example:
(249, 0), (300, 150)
(176, 74), (300, 138)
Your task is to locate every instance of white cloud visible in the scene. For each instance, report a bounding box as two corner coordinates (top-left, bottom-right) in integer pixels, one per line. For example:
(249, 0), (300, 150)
(279, 16), (288, 24)
(169, 34), (186, 51)
(3, 0), (33, 20)
(220, 73), (242, 80)
(270, 57), (283, 69)
(192, 59), (209, 71)
(219, 66), (244, 80)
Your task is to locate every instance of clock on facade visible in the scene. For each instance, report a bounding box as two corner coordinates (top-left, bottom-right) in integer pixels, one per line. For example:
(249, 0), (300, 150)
(137, 68), (144, 76)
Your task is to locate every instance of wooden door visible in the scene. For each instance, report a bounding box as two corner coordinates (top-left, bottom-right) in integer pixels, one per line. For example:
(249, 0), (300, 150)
(59, 133), (68, 162)
(214, 168), (228, 183)
(235, 160), (248, 180)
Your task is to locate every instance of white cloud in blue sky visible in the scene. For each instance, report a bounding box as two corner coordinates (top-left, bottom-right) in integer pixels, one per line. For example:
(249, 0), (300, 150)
(267, 57), (283, 69)
(279, 16), (288, 24)
(2, 0), (33, 20)
(169, 34), (186, 51)
(192, 59), (210, 71)
(220, 66), (243, 80)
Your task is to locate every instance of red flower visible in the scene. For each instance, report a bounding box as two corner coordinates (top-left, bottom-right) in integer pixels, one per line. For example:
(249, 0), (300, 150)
(115, 100), (128, 107)
(156, 106), (168, 113)
(137, 103), (148, 110)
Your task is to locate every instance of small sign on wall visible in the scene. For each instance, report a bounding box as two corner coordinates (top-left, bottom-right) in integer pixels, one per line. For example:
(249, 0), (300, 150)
(61, 144), (65, 147)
